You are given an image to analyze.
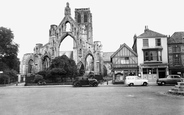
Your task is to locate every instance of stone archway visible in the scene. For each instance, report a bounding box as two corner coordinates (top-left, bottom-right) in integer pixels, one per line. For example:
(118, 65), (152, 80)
(85, 53), (94, 73)
(77, 61), (85, 76)
(28, 59), (34, 73)
(42, 56), (50, 70)
(58, 32), (77, 60)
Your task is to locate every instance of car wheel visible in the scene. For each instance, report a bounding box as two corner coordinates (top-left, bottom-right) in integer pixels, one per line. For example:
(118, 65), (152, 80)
(161, 82), (165, 86)
(75, 83), (81, 87)
(93, 83), (98, 87)
(143, 82), (148, 86)
(129, 83), (134, 86)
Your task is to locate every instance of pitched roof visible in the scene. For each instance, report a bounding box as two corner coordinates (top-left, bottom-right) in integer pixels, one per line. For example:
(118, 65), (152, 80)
(110, 43), (137, 58)
(103, 52), (114, 62)
(137, 27), (166, 38)
(168, 32), (184, 43)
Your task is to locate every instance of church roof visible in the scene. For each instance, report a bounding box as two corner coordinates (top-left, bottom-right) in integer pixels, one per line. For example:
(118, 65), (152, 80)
(137, 26), (166, 38)
(168, 32), (184, 43)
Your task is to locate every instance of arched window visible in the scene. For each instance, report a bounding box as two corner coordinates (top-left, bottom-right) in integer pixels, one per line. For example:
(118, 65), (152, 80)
(84, 13), (88, 22)
(78, 14), (81, 23)
(79, 49), (82, 55)
(28, 60), (34, 73)
(66, 22), (71, 32)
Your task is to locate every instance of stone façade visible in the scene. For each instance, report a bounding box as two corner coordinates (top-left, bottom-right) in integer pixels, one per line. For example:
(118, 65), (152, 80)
(20, 3), (104, 77)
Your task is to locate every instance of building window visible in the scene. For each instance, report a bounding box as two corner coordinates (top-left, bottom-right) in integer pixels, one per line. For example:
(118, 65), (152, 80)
(143, 39), (148, 47)
(121, 57), (129, 64)
(144, 50), (161, 61)
(77, 14), (81, 23)
(173, 45), (180, 52)
(155, 38), (161, 46)
(84, 13), (88, 22)
(143, 68), (157, 74)
(173, 54), (180, 65)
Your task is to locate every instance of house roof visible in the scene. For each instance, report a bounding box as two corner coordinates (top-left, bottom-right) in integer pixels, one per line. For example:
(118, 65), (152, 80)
(168, 32), (184, 43)
(110, 43), (137, 58)
(137, 27), (166, 38)
(103, 52), (114, 62)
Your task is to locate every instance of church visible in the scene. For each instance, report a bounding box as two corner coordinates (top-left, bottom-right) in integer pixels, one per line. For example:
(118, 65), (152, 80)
(20, 3), (104, 79)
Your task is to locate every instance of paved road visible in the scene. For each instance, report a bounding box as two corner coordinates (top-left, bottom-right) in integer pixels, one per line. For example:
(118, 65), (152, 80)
(0, 85), (183, 115)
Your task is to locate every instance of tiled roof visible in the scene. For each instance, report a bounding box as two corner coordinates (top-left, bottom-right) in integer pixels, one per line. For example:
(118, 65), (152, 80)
(137, 28), (166, 38)
(168, 32), (184, 43)
(103, 52), (114, 62)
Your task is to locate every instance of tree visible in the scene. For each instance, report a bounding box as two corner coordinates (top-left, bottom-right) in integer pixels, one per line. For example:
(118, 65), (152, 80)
(0, 27), (20, 73)
(49, 55), (77, 81)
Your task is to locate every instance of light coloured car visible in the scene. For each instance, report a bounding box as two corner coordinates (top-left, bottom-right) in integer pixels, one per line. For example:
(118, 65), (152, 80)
(125, 76), (148, 86)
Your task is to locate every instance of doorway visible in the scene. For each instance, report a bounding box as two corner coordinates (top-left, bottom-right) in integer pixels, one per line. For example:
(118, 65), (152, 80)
(158, 68), (166, 78)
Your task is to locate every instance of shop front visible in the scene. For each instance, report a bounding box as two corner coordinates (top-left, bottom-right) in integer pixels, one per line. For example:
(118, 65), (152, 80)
(140, 63), (168, 82)
(113, 68), (138, 83)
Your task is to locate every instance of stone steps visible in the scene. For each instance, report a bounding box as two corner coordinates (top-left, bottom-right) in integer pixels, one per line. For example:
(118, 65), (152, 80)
(168, 82), (184, 96)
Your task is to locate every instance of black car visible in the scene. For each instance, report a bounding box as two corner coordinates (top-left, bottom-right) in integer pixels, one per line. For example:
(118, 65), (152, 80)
(157, 75), (183, 85)
(73, 77), (98, 87)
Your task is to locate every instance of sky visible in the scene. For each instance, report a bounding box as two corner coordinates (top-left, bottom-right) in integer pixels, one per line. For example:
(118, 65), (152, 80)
(1, 0), (184, 61)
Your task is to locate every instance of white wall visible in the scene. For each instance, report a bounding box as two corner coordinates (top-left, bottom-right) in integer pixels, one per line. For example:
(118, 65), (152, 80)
(137, 37), (168, 65)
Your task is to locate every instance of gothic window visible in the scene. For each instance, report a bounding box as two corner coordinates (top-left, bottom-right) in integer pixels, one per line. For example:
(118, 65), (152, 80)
(66, 22), (71, 32)
(28, 60), (34, 73)
(79, 49), (82, 55)
(77, 14), (81, 23)
(84, 13), (88, 22)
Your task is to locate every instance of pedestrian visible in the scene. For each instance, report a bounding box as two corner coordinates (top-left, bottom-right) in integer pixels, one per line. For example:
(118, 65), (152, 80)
(107, 80), (108, 85)
(16, 81), (18, 86)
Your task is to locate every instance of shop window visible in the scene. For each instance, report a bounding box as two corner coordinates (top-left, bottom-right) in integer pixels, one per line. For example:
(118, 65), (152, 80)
(143, 68), (148, 74)
(143, 68), (157, 74)
(152, 68), (157, 74)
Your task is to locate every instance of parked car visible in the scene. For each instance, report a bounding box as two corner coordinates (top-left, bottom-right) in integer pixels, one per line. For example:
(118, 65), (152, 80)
(125, 76), (148, 86)
(156, 75), (183, 86)
(73, 77), (98, 87)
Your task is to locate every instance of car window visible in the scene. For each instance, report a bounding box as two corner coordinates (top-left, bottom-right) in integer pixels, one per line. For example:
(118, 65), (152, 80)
(174, 76), (180, 78)
(167, 76), (171, 78)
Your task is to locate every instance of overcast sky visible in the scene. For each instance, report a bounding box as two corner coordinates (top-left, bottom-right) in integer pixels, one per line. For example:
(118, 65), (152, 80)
(1, 0), (184, 60)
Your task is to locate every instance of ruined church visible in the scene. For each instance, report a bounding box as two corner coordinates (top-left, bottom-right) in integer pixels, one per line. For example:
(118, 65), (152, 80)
(20, 3), (104, 78)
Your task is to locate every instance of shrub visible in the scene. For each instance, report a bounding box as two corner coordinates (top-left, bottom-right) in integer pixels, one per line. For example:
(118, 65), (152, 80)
(33, 74), (44, 83)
